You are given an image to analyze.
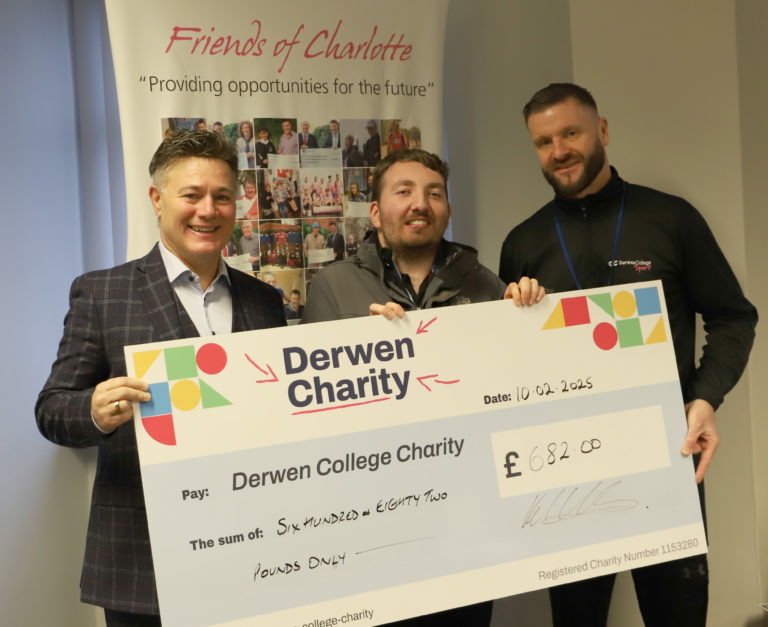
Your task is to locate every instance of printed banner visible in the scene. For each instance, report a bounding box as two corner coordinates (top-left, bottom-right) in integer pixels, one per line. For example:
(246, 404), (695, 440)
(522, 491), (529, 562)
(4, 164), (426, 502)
(105, 0), (448, 321)
(126, 281), (707, 626)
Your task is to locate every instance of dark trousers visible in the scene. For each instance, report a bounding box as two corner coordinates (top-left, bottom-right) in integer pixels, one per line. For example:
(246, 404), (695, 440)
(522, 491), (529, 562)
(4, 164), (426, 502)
(104, 609), (161, 627)
(383, 601), (493, 626)
(549, 553), (708, 626)
(551, 472), (708, 626)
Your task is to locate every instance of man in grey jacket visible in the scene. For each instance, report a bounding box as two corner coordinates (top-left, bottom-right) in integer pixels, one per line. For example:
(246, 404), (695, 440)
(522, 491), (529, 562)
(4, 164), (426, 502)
(303, 149), (541, 328)
(304, 148), (543, 624)
(302, 150), (541, 624)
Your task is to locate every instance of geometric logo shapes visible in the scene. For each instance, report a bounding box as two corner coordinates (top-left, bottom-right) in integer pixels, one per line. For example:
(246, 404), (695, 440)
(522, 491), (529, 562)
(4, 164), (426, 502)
(561, 296), (590, 326)
(635, 286), (661, 316)
(140, 382), (171, 418)
(542, 300), (565, 330)
(141, 414), (176, 446)
(617, 318), (643, 348)
(544, 286), (667, 351)
(645, 316), (667, 344)
(137, 342), (234, 447)
(593, 322), (618, 350)
(612, 290), (636, 318)
(589, 293), (614, 318)
(200, 378), (232, 409)
(170, 379), (201, 411)
(197, 342), (227, 375)
(164, 345), (198, 380)
(133, 349), (162, 380)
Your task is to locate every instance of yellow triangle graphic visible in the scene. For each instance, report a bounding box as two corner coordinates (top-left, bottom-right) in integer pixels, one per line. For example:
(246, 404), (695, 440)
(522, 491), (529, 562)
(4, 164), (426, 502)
(133, 350), (163, 379)
(645, 317), (667, 344)
(543, 301), (566, 329)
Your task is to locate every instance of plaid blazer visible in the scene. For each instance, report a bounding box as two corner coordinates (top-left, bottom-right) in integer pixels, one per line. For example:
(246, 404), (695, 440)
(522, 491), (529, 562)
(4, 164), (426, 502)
(35, 244), (285, 614)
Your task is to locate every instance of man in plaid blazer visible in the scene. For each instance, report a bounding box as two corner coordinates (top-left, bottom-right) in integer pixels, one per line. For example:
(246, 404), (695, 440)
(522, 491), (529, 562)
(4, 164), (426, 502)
(36, 130), (286, 626)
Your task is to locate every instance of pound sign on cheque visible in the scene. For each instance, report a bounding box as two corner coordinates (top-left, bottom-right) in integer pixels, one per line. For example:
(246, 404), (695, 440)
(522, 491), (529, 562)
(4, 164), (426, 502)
(504, 451), (522, 478)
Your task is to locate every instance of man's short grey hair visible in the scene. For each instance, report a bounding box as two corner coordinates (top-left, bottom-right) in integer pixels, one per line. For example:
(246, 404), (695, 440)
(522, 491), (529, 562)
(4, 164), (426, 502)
(149, 129), (238, 187)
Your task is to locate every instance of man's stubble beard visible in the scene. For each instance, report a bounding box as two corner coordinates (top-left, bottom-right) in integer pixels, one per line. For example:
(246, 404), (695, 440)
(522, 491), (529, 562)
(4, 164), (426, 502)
(543, 140), (606, 199)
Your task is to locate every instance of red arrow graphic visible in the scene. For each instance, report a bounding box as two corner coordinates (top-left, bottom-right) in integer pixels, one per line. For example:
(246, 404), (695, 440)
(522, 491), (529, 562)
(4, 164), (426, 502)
(417, 374), (460, 391)
(417, 316), (437, 335)
(244, 353), (279, 383)
(417, 375), (437, 390)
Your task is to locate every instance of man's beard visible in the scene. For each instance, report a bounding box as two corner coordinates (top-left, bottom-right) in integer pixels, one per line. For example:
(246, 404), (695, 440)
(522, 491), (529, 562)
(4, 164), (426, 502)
(377, 214), (444, 259)
(543, 141), (606, 198)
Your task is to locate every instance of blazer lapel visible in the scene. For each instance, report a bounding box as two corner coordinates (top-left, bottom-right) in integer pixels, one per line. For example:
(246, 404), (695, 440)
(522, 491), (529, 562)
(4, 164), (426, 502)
(230, 270), (254, 333)
(136, 244), (199, 341)
(230, 268), (282, 332)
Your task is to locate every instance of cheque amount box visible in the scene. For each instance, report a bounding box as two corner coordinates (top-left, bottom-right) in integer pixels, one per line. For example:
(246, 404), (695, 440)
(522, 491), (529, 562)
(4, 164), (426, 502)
(491, 406), (670, 497)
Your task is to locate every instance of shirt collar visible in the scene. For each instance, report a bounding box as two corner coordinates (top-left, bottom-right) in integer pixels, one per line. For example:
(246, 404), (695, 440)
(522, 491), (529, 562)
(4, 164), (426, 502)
(158, 239), (231, 287)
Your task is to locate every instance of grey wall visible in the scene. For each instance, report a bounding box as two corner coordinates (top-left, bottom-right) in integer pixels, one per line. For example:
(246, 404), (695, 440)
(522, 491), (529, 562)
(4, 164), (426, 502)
(737, 0), (768, 616)
(0, 0), (100, 625)
(444, 0), (573, 272)
(444, 2), (573, 623)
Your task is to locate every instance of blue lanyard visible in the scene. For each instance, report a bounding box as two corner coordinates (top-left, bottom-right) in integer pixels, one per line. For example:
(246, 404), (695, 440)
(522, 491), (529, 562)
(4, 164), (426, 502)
(391, 260), (435, 308)
(553, 181), (626, 290)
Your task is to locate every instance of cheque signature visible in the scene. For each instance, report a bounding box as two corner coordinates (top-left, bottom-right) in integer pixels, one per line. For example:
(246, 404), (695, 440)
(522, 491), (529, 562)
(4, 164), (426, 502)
(521, 480), (639, 528)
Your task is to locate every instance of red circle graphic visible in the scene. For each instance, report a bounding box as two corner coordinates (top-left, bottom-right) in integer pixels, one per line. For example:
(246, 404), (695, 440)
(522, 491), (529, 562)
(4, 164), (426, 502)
(197, 343), (227, 374)
(593, 322), (618, 351)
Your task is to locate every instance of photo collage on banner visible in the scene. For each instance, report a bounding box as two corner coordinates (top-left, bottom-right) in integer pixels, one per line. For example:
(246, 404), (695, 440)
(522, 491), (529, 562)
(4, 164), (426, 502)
(160, 116), (423, 323)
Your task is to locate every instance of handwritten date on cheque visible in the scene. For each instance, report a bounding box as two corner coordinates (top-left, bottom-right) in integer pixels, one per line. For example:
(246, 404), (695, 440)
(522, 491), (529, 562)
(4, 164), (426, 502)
(484, 377), (593, 405)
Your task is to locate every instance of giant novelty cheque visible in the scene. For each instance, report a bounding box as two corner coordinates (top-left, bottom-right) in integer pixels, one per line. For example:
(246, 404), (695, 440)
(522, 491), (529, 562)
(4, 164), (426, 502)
(126, 281), (706, 626)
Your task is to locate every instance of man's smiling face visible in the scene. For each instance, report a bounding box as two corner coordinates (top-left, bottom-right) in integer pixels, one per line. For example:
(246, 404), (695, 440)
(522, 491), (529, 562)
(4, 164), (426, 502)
(371, 161), (450, 254)
(527, 97), (609, 199)
(149, 157), (236, 275)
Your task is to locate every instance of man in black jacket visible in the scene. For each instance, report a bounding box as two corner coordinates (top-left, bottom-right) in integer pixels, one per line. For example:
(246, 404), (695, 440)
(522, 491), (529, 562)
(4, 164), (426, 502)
(499, 82), (757, 627)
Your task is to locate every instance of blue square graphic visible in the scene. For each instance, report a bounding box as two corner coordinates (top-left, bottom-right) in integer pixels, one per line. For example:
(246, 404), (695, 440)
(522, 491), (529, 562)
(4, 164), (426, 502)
(635, 287), (661, 316)
(140, 382), (172, 418)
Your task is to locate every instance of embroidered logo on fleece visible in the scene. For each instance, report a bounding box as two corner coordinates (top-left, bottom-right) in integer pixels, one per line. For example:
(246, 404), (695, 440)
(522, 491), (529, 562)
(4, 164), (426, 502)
(608, 259), (652, 273)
